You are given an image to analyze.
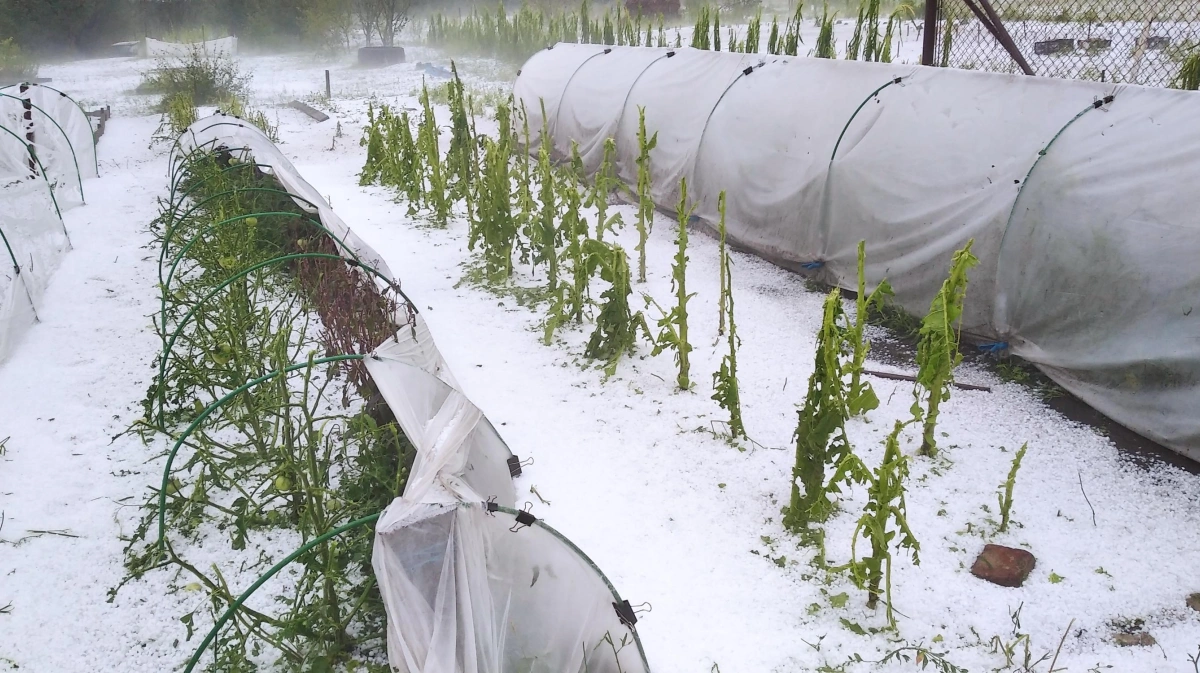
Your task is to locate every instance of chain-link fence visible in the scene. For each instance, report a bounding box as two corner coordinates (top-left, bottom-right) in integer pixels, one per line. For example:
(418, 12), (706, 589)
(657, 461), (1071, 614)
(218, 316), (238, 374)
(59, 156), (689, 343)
(938, 0), (1200, 87)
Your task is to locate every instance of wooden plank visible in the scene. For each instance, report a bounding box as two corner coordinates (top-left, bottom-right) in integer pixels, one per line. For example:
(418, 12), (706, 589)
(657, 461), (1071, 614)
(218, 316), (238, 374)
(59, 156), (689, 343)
(288, 100), (330, 123)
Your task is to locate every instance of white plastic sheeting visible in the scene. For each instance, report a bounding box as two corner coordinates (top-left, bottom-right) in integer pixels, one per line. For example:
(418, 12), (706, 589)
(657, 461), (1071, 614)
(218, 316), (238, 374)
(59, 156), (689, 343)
(140, 36), (238, 59)
(0, 83), (91, 364)
(516, 44), (1200, 461)
(0, 179), (69, 363)
(0, 83), (99, 205)
(173, 115), (651, 672)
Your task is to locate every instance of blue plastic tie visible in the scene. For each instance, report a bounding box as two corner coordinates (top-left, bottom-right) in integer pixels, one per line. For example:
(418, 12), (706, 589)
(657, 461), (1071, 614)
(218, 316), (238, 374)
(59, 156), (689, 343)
(800, 261), (825, 270)
(977, 341), (1009, 353)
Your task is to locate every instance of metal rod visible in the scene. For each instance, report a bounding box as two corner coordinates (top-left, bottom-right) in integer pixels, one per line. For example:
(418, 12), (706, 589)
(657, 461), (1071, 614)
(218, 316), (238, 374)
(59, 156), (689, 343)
(921, 0), (940, 66)
(20, 83), (34, 176)
(863, 369), (993, 392)
(967, 0), (1034, 75)
(325, 69), (331, 99)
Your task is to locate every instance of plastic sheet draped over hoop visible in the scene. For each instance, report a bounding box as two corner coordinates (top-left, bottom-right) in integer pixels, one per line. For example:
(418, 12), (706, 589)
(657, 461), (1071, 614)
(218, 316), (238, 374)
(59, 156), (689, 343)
(172, 116), (653, 670)
(515, 44), (1200, 460)
(0, 83), (99, 184)
(0, 179), (69, 363)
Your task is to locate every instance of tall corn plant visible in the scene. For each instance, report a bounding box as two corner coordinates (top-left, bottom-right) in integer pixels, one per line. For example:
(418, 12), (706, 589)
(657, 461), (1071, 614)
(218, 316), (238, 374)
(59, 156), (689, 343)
(767, 15), (780, 54)
(469, 102), (519, 280)
(634, 107), (657, 283)
(712, 192), (744, 437)
(912, 240), (978, 457)
(713, 7), (722, 51)
(590, 138), (623, 242)
(782, 4), (803, 55)
(744, 9), (762, 53)
(815, 3), (837, 59)
(445, 62), (476, 201)
(691, 5), (711, 50)
(531, 110), (561, 292)
(646, 178), (696, 391)
(418, 81), (450, 225)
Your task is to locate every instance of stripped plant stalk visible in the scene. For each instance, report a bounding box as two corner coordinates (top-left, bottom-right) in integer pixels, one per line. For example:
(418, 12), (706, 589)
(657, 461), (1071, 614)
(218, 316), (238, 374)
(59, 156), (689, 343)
(590, 138), (623, 243)
(634, 106), (657, 283)
(846, 240), (892, 416)
(712, 192), (744, 438)
(645, 178), (695, 391)
(847, 420), (919, 628)
(997, 443), (1028, 533)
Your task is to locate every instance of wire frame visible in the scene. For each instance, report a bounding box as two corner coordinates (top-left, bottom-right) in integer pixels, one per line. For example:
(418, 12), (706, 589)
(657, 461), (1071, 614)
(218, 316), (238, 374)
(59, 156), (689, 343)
(936, 0), (1200, 87)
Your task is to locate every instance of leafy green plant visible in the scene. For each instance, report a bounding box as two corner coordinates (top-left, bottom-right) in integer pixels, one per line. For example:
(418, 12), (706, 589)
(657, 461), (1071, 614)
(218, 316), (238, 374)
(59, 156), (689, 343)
(712, 192), (744, 438)
(912, 240), (978, 457)
(845, 241), (892, 416)
(584, 240), (647, 376)
(139, 45), (249, 108)
(418, 80), (451, 226)
(0, 37), (37, 80)
(847, 420), (919, 627)
(784, 290), (857, 532)
(153, 92), (198, 145)
(469, 104), (520, 281)
(645, 179), (695, 390)
(997, 443), (1028, 533)
(634, 106), (658, 283)
(1174, 48), (1200, 90)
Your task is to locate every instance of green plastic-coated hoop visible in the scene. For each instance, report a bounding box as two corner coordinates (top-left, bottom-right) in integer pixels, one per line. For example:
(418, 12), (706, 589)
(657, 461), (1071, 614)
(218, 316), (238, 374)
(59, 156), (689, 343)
(830, 76), (906, 162)
(993, 96), (1114, 330)
(0, 82), (98, 173)
(0, 122), (65, 224)
(155, 254), (400, 425)
(181, 511), (380, 673)
(158, 211), (371, 348)
(155, 353), (368, 554)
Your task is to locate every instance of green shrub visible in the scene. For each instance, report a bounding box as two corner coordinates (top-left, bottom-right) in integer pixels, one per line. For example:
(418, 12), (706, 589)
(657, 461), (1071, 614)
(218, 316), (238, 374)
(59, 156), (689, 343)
(138, 46), (249, 108)
(0, 37), (36, 81)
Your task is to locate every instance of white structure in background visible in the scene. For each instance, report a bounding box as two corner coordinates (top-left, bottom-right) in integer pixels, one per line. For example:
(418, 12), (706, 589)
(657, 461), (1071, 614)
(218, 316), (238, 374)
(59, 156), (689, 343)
(0, 83), (95, 364)
(140, 36), (238, 59)
(515, 43), (1200, 462)
(174, 115), (652, 673)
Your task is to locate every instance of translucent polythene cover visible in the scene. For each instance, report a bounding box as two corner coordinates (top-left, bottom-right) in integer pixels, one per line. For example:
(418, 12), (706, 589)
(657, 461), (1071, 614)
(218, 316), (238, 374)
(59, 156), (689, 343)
(516, 44), (1200, 460)
(0, 83), (98, 186)
(0, 179), (68, 363)
(373, 502), (650, 673)
(175, 116), (651, 670)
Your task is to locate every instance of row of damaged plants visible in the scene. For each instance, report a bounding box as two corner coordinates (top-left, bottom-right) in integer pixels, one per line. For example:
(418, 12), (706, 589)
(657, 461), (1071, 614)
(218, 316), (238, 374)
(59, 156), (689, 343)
(116, 144), (415, 672)
(359, 66), (1035, 662)
(783, 238), (1031, 654)
(360, 66), (749, 441)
